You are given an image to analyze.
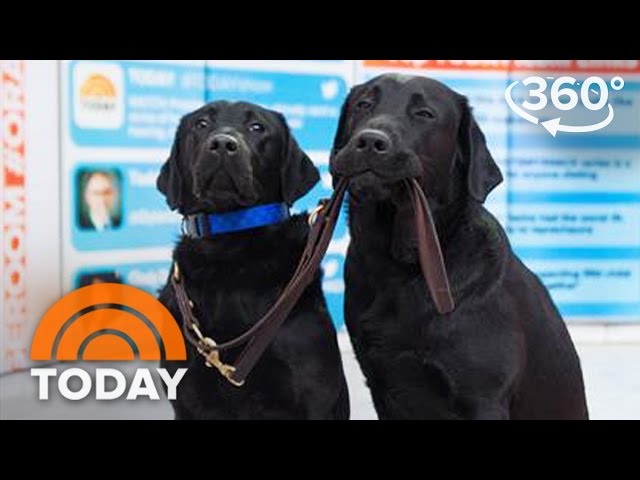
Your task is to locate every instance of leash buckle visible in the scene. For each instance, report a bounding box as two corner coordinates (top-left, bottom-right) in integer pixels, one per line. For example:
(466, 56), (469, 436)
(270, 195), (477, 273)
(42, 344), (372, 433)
(200, 338), (245, 387)
(172, 262), (181, 282)
(308, 200), (328, 226)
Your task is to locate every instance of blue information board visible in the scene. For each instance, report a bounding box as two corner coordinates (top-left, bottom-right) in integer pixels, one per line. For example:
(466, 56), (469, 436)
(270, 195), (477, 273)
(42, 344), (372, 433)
(506, 68), (640, 322)
(62, 60), (640, 325)
(62, 60), (206, 297)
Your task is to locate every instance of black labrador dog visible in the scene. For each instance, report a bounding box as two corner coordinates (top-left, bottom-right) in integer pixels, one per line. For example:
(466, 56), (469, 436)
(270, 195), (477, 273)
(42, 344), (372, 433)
(156, 101), (349, 420)
(330, 74), (588, 420)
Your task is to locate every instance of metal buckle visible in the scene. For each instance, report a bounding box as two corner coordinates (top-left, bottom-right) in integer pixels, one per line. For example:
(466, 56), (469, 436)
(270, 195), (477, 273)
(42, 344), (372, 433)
(200, 338), (245, 387)
(308, 202), (326, 226)
(181, 216), (200, 238)
(172, 262), (181, 282)
(175, 261), (244, 387)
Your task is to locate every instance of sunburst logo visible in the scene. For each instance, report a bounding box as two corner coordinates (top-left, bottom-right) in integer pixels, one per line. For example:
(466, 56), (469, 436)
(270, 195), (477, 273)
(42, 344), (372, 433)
(73, 62), (124, 129)
(30, 283), (188, 401)
(79, 74), (117, 110)
(31, 283), (185, 361)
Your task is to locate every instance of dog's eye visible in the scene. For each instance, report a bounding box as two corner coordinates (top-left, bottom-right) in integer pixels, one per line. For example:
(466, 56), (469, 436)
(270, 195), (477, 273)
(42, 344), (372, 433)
(414, 108), (435, 119)
(195, 119), (209, 130)
(356, 99), (373, 110)
(248, 122), (265, 133)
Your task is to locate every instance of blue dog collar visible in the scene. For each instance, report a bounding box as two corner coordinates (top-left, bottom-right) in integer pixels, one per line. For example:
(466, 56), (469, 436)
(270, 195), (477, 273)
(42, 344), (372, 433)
(183, 202), (290, 238)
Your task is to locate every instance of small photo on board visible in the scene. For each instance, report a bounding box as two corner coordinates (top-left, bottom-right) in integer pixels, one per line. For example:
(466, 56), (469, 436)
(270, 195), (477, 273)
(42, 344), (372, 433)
(76, 169), (123, 231)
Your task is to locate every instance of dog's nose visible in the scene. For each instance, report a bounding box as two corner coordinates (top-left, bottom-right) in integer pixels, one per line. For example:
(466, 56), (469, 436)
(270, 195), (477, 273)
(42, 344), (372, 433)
(354, 129), (391, 154)
(209, 133), (239, 155)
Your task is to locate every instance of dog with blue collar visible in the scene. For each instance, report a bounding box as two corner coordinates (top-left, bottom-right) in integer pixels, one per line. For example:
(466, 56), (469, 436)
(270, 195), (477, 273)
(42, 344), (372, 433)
(182, 202), (291, 238)
(156, 100), (349, 420)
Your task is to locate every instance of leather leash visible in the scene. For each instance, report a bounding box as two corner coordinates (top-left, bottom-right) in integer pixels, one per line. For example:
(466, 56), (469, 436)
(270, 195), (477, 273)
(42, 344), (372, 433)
(405, 178), (455, 314)
(170, 177), (454, 386)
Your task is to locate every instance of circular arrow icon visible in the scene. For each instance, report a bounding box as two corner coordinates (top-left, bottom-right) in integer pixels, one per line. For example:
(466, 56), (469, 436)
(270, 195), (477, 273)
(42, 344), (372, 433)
(539, 104), (614, 137)
(505, 77), (619, 137)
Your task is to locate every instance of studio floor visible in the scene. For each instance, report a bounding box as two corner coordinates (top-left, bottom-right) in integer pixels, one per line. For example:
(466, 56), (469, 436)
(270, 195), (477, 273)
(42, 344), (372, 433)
(1, 329), (639, 420)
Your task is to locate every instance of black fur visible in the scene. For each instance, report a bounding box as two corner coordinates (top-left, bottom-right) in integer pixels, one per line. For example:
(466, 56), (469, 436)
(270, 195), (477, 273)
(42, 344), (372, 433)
(330, 74), (588, 420)
(157, 101), (349, 420)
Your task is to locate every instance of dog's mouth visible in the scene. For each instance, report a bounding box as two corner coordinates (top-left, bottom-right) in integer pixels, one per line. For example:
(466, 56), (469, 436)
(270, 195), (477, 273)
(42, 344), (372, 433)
(196, 188), (259, 208)
(335, 165), (421, 203)
(343, 171), (393, 202)
(193, 170), (260, 211)
(331, 146), (423, 197)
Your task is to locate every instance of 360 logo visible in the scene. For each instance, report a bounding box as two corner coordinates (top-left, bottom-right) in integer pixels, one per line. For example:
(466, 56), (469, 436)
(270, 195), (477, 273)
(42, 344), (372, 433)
(505, 75), (625, 137)
(30, 283), (188, 401)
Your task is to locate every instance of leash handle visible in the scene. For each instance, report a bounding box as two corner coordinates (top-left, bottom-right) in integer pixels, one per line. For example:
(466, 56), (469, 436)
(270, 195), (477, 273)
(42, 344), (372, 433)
(230, 177), (455, 384)
(171, 176), (454, 386)
(406, 179), (455, 314)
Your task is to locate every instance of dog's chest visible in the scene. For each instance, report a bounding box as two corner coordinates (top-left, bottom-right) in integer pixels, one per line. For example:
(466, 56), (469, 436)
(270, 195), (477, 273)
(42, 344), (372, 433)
(349, 276), (437, 351)
(191, 286), (282, 335)
(360, 272), (435, 317)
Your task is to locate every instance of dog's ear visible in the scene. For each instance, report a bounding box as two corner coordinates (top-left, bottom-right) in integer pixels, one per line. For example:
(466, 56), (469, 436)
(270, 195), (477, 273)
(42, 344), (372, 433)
(276, 112), (319, 206)
(458, 97), (503, 203)
(157, 119), (187, 211)
(329, 84), (364, 188)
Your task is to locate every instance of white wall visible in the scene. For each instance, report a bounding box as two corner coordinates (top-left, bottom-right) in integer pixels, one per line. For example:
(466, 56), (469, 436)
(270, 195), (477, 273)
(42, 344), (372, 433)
(1, 60), (61, 373)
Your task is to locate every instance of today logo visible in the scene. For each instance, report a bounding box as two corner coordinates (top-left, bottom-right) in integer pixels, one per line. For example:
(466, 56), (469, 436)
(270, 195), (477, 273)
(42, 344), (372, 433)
(73, 62), (125, 130)
(30, 283), (188, 401)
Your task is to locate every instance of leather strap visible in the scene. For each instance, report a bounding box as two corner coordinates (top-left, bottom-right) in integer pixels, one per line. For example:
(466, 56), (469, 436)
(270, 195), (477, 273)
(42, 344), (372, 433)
(406, 178), (455, 314)
(169, 177), (454, 386)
